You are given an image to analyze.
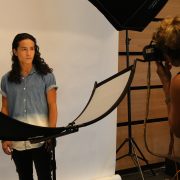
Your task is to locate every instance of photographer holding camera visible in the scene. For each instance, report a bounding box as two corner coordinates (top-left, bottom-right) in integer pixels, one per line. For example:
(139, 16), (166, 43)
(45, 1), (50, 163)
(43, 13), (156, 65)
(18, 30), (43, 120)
(152, 16), (180, 138)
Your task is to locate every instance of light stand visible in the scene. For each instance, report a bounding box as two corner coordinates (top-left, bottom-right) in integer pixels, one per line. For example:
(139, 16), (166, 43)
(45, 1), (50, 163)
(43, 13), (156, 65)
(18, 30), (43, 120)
(116, 30), (155, 180)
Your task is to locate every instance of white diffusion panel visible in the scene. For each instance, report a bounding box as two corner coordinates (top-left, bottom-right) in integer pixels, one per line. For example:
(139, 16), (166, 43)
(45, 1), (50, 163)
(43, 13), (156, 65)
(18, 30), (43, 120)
(74, 70), (131, 125)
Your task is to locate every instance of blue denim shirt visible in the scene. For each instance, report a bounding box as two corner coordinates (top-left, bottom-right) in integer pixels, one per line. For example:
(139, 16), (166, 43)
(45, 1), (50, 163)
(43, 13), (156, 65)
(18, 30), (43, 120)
(0, 67), (58, 150)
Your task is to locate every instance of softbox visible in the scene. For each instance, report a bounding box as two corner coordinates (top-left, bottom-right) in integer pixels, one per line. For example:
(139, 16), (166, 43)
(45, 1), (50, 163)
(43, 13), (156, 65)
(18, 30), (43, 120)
(88, 0), (168, 31)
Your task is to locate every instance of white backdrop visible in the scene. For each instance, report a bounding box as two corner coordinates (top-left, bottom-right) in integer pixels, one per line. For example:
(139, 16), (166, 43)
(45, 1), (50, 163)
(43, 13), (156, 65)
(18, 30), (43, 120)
(0, 0), (120, 179)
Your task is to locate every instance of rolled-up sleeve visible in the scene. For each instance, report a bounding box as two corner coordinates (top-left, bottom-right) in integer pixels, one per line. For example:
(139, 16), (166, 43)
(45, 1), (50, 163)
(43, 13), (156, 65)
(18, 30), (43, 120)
(0, 75), (7, 97)
(43, 73), (58, 93)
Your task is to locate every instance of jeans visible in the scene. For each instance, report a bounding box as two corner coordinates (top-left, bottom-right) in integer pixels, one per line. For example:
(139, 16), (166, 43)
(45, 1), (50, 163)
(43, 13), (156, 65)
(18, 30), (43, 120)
(12, 144), (52, 180)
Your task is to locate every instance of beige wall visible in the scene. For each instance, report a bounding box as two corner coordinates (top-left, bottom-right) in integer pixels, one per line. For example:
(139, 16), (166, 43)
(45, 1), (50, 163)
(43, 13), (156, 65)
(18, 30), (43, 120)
(116, 0), (180, 171)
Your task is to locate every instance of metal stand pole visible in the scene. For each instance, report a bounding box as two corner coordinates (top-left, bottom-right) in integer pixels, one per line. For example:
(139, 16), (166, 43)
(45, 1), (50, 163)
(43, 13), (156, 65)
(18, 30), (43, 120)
(116, 30), (155, 179)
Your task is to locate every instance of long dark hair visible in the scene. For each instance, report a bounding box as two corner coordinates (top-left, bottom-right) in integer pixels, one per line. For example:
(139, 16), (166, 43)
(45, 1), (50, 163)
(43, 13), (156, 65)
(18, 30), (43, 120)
(8, 33), (52, 83)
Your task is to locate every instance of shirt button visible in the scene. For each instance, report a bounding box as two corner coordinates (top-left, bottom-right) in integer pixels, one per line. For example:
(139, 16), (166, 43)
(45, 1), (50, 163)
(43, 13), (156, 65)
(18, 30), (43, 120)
(24, 87), (26, 90)
(24, 109), (26, 113)
(24, 99), (26, 102)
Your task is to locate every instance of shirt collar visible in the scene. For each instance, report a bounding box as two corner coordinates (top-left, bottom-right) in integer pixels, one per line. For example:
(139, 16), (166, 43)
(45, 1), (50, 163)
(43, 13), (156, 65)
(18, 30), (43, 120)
(21, 66), (36, 78)
(29, 66), (36, 75)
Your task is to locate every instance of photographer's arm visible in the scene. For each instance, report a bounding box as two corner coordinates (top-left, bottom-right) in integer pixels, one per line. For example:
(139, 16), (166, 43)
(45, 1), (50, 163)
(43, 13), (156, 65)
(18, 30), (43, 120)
(156, 61), (172, 110)
(156, 61), (180, 137)
(169, 75), (180, 138)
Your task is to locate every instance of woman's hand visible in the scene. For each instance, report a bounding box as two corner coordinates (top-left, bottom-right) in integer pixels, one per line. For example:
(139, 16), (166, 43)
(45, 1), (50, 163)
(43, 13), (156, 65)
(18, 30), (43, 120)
(1, 141), (13, 155)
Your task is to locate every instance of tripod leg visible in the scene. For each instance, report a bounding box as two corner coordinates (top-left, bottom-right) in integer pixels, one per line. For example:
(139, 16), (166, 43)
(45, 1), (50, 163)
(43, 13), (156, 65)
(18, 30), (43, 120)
(131, 154), (140, 168)
(131, 139), (145, 180)
(116, 138), (130, 161)
(116, 154), (130, 161)
(132, 139), (155, 176)
(116, 138), (129, 153)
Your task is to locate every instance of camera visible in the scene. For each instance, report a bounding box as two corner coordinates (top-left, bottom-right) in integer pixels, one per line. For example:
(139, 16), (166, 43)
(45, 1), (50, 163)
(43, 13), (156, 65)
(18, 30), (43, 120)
(142, 42), (165, 61)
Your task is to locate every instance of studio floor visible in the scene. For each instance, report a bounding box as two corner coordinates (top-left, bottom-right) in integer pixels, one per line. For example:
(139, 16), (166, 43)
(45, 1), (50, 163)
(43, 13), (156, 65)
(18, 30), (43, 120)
(120, 167), (175, 180)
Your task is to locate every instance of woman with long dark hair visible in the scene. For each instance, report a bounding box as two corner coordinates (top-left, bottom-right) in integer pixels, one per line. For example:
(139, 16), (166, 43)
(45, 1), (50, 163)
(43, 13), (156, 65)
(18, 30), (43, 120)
(1, 33), (58, 180)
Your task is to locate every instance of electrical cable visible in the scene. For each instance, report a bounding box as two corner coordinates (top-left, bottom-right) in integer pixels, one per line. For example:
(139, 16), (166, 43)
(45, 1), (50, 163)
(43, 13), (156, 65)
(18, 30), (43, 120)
(143, 60), (168, 158)
(135, 59), (176, 158)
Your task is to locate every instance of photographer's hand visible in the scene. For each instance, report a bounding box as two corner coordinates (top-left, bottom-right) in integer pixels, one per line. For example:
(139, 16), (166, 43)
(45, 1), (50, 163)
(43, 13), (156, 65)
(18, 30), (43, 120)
(156, 61), (172, 84)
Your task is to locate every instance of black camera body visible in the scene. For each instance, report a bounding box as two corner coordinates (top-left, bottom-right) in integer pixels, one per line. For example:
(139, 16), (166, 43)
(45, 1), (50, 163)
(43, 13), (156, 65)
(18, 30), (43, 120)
(143, 43), (165, 61)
